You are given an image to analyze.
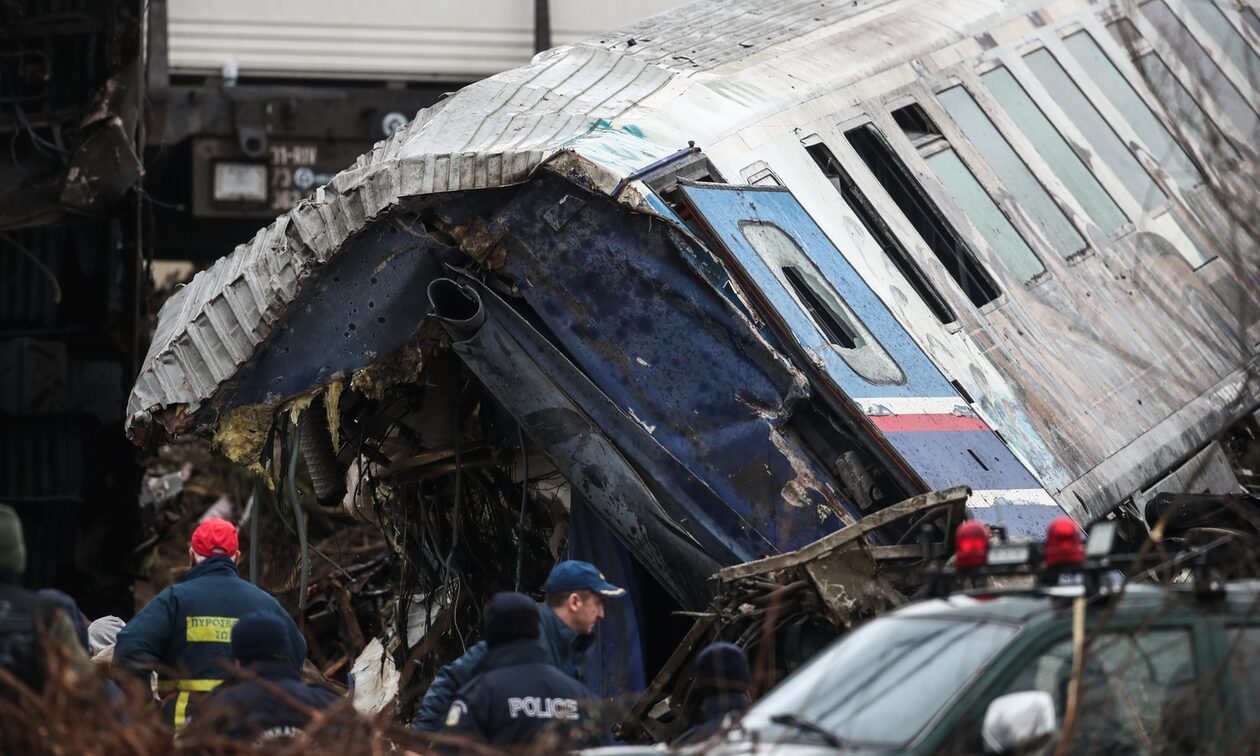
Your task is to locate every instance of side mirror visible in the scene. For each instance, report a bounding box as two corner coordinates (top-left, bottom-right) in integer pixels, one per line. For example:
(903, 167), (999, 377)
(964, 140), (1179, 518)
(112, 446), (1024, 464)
(982, 691), (1056, 754)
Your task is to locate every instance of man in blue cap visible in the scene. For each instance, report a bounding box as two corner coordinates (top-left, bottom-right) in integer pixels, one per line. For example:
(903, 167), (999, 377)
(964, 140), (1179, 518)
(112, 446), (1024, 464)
(411, 559), (624, 731)
(440, 592), (597, 749)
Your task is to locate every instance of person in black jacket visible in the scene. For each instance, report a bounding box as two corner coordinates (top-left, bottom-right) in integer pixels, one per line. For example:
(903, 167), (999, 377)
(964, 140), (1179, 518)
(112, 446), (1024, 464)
(194, 612), (340, 743)
(413, 560), (623, 731)
(441, 592), (597, 750)
(672, 642), (751, 746)
(0, 504), (94, 698)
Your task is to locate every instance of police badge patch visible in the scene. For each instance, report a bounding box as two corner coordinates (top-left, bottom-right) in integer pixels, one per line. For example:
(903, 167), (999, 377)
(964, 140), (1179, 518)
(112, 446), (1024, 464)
(445, 700), (468, 727)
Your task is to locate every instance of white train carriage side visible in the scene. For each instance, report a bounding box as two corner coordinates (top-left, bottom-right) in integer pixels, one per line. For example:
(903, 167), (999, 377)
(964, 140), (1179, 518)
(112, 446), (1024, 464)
(640, 0), (1260, 523)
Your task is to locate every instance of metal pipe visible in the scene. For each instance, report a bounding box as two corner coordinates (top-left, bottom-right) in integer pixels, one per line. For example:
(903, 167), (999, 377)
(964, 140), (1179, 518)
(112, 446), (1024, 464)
(427, 278), (485, 338)
(249, 476), (261, 584)
(288, 418), (309, 613)
(533, 0), (550, 54)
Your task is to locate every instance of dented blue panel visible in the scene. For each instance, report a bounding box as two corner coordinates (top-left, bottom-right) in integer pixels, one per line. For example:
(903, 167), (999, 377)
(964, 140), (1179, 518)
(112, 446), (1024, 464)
(495, 176), (854, 554)
(221, 222), (445, 408)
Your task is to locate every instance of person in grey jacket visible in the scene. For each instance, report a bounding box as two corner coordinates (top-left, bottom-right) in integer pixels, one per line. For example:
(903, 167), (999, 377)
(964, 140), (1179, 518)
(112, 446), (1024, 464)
(410, 560), (624, 731)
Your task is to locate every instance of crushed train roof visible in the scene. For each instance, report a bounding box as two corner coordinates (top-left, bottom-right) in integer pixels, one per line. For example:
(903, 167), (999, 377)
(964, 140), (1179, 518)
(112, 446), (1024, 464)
(127, 0), (1034, 438)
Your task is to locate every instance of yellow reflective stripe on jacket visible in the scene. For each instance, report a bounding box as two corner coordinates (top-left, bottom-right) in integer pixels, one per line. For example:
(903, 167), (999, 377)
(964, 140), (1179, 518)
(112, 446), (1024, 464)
(185, 615), (237, 642)
(173, 691), (192, 730)
(156, 678), (223, 693)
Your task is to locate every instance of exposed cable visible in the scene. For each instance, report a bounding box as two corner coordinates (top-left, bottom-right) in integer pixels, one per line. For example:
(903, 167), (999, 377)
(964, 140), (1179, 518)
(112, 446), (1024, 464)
(442, 389), (465, 649)
(514, 423), (529, 592)
(0, 233), (62, 303)
(248, 424), (275, 585)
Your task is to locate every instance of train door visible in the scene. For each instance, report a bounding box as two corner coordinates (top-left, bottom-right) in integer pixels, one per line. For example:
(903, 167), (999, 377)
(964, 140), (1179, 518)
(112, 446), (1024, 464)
(677, 181), (1066, 537)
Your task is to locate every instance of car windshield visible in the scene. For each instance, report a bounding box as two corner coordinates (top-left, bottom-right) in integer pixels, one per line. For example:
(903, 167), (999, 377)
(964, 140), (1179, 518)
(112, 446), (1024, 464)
(741, 616), (1019, 749)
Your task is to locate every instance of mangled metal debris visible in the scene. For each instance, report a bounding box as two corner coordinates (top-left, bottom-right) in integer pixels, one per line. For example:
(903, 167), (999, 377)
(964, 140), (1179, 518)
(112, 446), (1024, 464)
(617, 486), (970, 743)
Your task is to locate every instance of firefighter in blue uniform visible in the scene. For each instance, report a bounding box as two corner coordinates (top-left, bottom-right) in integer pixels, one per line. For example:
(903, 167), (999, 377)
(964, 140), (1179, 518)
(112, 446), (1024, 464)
(114, 518), (306, 729)
(411, 559), (625, 730)
(441, 592), (597, 750)
(194, 612), (340, 742)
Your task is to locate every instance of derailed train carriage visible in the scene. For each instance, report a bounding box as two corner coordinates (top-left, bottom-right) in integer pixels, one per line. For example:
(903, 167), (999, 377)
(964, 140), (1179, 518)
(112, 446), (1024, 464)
(126, 0), (1260, 720)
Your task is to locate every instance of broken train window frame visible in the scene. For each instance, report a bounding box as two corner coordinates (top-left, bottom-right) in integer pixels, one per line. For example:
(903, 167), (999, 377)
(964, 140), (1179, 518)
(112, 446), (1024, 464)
(799, 134), (959, 327)
(885, 97), (1051, 288)
(838, 113), (1005, 313)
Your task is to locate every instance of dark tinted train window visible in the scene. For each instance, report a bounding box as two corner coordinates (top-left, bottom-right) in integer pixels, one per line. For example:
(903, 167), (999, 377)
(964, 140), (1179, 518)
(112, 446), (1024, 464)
(782, 266), (857, 349)
(804, 141), (957, 324)
(844, 123), (1001, 308)
(891, 103), (1046, 284)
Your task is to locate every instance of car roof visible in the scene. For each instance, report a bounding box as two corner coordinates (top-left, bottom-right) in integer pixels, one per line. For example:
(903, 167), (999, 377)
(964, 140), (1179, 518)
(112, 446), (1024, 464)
(887, 581), (1260, 625)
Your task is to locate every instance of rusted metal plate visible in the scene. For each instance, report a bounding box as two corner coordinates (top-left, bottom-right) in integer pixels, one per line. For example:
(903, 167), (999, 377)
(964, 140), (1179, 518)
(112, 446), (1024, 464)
(803, 542), (906, 626)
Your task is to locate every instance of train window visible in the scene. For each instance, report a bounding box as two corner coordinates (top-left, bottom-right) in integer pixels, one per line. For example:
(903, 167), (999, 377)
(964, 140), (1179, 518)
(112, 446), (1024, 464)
(937, 86), (1087, 260)
(1109, 20), (1240, 163)
(740, 221), (905, 385)
(1140, 1), (1260, 139)
(891, 104), (1046, 284)
(844, 123), (1001, 308)
(804, 141), (957, 324)
(980, 67), (1129, 235)
(925, 145), (1047, 283)
(1024, 47), (1167, 212)
(781, 266), (857, 349)
(1181, 0), (1260, 90)
(1063, 31), (1203, 190)
(1247, 9), (1260, 38)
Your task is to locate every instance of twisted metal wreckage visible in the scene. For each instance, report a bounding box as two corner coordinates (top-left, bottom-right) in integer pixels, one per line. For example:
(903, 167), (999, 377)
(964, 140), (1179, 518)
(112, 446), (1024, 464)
(125, 0), (1260, 739)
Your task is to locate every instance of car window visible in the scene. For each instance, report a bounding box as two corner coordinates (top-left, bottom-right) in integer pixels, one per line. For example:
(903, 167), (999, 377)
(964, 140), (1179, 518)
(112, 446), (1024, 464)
(1002, 629), (1198, 754)
(741, 617), (1018, 748)
(1225, 626), (1260, 749)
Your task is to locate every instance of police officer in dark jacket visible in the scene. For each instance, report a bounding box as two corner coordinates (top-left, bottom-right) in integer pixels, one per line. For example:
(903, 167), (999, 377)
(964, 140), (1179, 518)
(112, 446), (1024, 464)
(413, 560), (624, 730)
(114, 518), (306, 729)
(0, 504), (93, 697)
(195, 612), (341, 742)
(672, 642), (751, 746)
(441, 592), (597, 750)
